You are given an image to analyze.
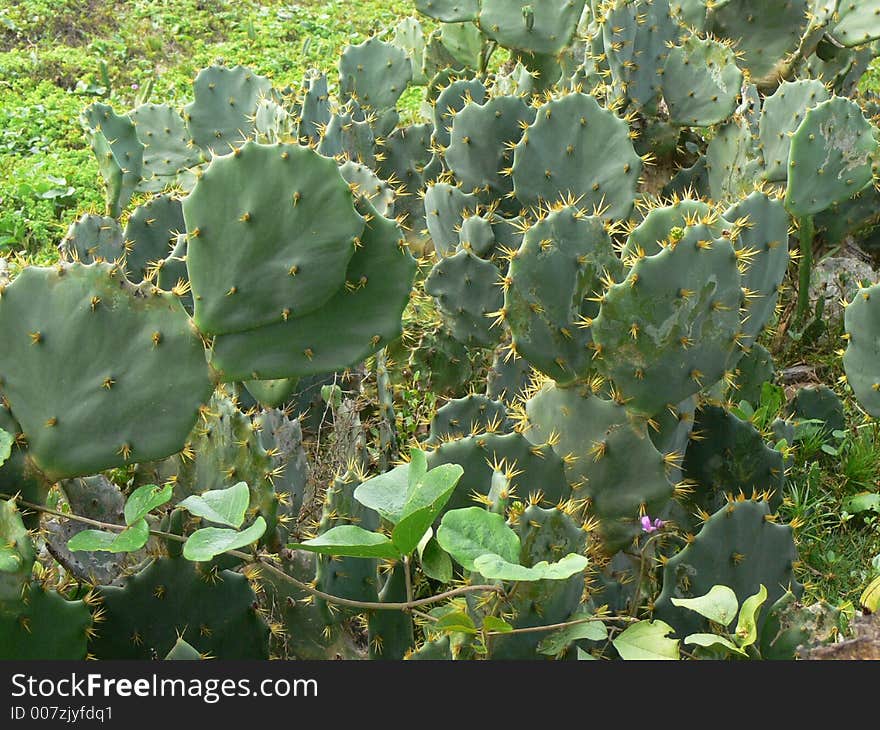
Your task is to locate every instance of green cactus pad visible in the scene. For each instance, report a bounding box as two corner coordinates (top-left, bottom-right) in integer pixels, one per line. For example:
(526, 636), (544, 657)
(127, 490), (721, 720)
(339, 161), (396, 218)
(315, 470), (380, 621)
(486, 345), (533, 404)
(0, 262), (213, 480)
(843, 284), (880, 417)
(427, 394), (512, 443)
(785, 97), (878, 218)
(426, 431), (569, 512)
(82, 102), (144, 217)
(90, 557), (270, 659)
(376, 123), (434, 229)
(487, 505), (587, 659)
(706, 118), (762, 202)
(654, 498), (801, 638)
(662, 34), (742, 127)
(369, 563), (415, 659)
(787, 385), (845, 433)
(183, 65), (273, 156)
(601, 0), (679, 115)
(622, 198), (718, 260)
(424, 182), (481, 256)
(479, 0), (586, 55)
(709, 0), (809, 84)
(209, 200), (416, 380)
(123, 194), (185, 284)
(432, 77), (487, 151)
(511, 92), (641, 220)
(730, 343), (775, 405)
(445, 95), (535, 201)
(0, 408), (47, 529)
(683, 405), (785, 513)
(830, 1), (880, 48)
(458, 214), (497, 258)
(723, 191), (790, 347)
(505, 207), (623, 384)
(758, 80), (830, 182)
(339, 37), (413, 111)
(0, 499), (35, 605)
(592, 223), (743, 416)
(129, 103), (202, 192)
(59, 214), (125, 264)
(425, 249), (503, 347)
(524, 381), (674, 552)
(298, 70), (331, 145)
(416, 0), (479, 22)
(184, 141), (363, 335)
(317, 102), (377, 166)
(0, 583), (92, 659)
(243, 378), (299, 409)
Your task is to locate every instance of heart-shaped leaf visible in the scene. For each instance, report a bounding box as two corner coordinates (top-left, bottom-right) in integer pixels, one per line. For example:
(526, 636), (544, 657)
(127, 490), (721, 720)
(392, 463), (463, 555)
(0, 428), (12, 468)
(537, 613), (608, 656)
(124, 483), (173, 526)
(436, 507), (520, 571)
(353, 463), (410, 523)
(67, 518), (149, 554)
(613, 620), (680, 660)
(178, 481), (250, 528)
(685, 633), (748, 656)
(482, 616), (514, 633)
(289, 524), (400, 559)
(418, 535), (453, 583)
(183, 516), (267, 562)
(735, 584), (767, 648)
(671, 584), (739, 627)
(434, 611), (477, 635)
(472, 552), (588, 582)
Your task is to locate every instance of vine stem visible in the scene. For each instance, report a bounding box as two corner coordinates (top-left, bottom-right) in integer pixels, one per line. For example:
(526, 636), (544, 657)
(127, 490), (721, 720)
(2, 493), (504, 613)
(484, 613), (638, 639)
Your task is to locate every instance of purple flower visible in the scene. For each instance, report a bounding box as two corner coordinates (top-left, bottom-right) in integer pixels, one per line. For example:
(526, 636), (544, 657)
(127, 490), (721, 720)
(640, 516), (664, 533)
(131, 83), (140, 91)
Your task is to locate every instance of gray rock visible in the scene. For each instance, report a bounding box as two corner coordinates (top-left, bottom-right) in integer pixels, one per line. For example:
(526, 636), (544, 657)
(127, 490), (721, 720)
(810, 254), (877, 323)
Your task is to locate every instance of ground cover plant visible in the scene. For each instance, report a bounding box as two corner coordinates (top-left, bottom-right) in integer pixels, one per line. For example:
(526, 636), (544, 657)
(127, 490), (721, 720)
(1, 0), (880, 660)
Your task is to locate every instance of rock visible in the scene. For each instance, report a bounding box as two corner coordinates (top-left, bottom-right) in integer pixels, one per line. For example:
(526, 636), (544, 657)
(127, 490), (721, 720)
(810, 254), (877, 324)
(809, 615), (880, 660)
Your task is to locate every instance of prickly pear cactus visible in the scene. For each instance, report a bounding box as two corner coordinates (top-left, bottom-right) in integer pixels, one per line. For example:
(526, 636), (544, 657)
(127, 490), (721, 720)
(0, 262), (214, 480)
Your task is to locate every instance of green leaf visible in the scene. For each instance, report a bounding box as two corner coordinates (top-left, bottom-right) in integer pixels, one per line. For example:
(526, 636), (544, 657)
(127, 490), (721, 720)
(124, 484), (173, 526)
(289, 525), (400, 559)
(0, 428), (13, 468)
(353, 463), (410, 523)
(482, 616), (514, 633)
(576, 647), (597, 660)
(613, 620), (680, 660)
(418, 535), (453, 583)
(408, 447), (428, 488)
(66, 518), (150, 554)
(472, 552), (588, 582)
(684, 633), (747, 656)
(735, 584), (768, 648)
(178, 481), (251, 528)
(434, 611), (477, 635)
(183, 517), (267, 562)
(671, 584), (739, 627)
(436, 507), (520, 571)
(537, 614), (608, 655)
(392, 463), (463, 555)
(844, 492), (880, 515)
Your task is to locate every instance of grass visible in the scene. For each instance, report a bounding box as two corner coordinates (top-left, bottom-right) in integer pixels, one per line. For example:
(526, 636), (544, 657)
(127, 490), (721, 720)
(0, 0), (413, 255)
(1, 0), (879, 617)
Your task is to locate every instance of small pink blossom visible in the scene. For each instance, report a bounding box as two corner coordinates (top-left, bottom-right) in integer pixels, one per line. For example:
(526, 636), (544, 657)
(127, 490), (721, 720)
(640, 516), (664, 533)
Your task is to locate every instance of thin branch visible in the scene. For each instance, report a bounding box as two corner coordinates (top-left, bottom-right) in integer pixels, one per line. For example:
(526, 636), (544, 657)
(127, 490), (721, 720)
(485, 613), (637, 639)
